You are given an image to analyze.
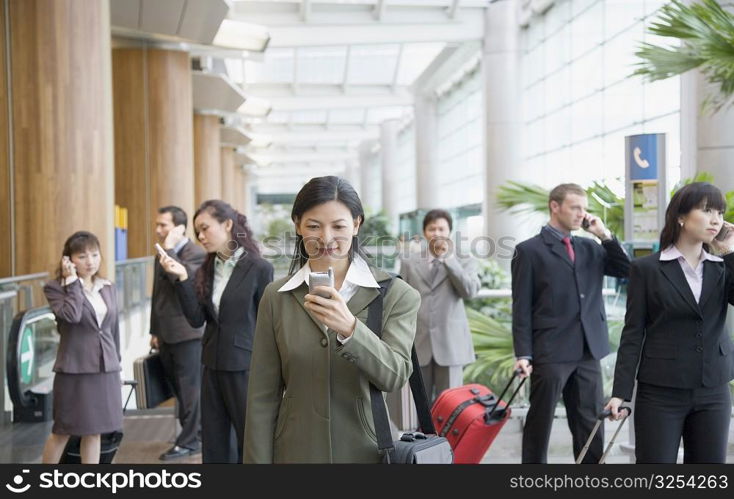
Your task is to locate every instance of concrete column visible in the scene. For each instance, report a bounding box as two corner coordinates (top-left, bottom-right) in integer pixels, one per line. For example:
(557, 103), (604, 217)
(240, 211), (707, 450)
(359, 141), (380, 213)
(380, 119), (400, 232)
(482, 1), (526, 265)
(415, 94), (441, 210)
(344, 159), (361, 195)
(10, 0), (114, 275)
(193, 113), (222, 206)
(113, 47), (195, 258)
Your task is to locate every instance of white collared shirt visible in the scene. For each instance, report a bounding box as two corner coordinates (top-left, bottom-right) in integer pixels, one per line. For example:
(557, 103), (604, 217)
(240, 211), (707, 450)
(212, 247), (245, 316)
(660, 245), (723, 303)
(278, 254), (380, 343)
(65, 275), (112, 326)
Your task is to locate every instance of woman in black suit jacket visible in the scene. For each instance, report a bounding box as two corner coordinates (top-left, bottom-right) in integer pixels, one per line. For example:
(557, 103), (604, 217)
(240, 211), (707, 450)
(606, 182), (734, 463)
(42, 231), (122, 464)
(159, 200), (273, 463)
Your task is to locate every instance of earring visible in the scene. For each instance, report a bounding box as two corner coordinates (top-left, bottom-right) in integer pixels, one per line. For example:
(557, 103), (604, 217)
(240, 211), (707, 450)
(679, 221), (684, 227)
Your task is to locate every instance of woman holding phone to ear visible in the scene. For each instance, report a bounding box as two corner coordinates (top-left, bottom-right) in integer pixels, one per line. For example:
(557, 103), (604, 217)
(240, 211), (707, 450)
(158, 200), (273, 463)
(243, 176), (421, 463)
(605, 182), (734, 463)
(41, 231), (122, 464)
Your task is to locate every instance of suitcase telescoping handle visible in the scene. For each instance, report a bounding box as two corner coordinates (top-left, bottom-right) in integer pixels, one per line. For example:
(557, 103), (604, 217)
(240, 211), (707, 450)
(486, 368), (527, 422)
(576, 406), (632, 464)
(122, 380), (138, 413)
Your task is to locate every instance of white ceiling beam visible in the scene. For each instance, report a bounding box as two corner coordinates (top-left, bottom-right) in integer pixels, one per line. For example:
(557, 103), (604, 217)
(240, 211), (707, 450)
(243, 84), (414, 111)
(300, 0), (312, 22)
(391, 44), (404, 91)
(342, 45), (352, 92)
(374, 0), (388, 21)
(447, 0), (461, 19)
(251, 151), (357, 163)
(266, 16), (484, 47)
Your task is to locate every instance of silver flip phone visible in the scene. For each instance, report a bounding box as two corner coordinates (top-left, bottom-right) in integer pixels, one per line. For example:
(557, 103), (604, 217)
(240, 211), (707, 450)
(308, 267), (334, 298)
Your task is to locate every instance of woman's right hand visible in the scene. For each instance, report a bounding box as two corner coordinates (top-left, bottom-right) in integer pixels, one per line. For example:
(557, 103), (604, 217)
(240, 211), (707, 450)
(604, 397), (625, 421)
(159, 253), (188, 281)
(61, 256), (77, 278)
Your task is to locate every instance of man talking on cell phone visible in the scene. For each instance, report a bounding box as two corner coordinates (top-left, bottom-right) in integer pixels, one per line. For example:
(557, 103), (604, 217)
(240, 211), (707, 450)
(511, 183), (630, 463)
(150, 206), (206, 460)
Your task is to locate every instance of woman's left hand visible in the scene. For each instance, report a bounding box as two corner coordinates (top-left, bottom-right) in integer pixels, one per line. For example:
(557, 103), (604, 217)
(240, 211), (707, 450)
(304, 286), (357, 337)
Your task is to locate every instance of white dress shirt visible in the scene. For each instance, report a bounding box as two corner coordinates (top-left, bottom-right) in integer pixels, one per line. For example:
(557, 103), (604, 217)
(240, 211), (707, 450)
(278, 254), (380, 343)
(212, 247), (245, 316)
(660, 245), (723, 303)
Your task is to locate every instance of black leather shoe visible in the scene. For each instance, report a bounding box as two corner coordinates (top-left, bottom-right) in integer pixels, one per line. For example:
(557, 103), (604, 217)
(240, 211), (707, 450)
(159, 445), (200, 461)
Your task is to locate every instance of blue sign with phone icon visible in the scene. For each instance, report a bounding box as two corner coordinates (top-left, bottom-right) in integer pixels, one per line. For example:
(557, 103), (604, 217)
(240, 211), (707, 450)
(627, 134), (659, 180)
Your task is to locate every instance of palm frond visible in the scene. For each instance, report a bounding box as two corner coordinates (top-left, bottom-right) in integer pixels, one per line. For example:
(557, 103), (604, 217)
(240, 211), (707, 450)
(633, 0), (734, 113)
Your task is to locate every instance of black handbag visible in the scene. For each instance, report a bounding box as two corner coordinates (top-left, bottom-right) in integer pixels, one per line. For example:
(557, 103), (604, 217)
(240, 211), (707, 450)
(367, 277), (453, 464)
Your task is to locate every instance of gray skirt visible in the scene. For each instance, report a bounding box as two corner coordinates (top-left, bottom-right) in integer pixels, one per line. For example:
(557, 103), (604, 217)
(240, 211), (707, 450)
(52, 371), (123, 435)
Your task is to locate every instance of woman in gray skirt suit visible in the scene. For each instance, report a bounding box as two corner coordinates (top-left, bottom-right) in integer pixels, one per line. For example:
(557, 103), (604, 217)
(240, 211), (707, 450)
(41, 231), (123, 464)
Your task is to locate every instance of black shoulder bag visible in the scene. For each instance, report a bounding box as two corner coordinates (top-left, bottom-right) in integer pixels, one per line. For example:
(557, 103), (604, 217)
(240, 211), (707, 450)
(367, 277), (453, 464)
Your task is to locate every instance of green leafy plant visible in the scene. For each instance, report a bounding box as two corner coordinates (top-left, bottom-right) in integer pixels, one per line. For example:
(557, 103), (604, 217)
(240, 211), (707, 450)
(463, 307), (520, 399)
(497, 180), (625, 235)
(634, 0), (734, 113)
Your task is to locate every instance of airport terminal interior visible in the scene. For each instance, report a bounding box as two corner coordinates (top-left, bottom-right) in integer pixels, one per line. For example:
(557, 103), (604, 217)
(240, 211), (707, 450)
(1, 0), (733, 464)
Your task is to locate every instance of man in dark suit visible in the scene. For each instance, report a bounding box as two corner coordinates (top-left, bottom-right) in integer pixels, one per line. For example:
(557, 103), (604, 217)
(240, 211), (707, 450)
(150, 206), (206, 460)
(511, 183), (630, 463)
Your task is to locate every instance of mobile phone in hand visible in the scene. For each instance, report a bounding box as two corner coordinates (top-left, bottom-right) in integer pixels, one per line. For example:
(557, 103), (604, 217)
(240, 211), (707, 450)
(308, 268), (334, 298)
(582, 217), (591, 230)
(715, 225), (730, 242)
(154, 243), (167, 257)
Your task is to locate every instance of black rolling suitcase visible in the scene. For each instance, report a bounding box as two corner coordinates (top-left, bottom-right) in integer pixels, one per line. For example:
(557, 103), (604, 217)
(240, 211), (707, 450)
(59, 380), (137, 464)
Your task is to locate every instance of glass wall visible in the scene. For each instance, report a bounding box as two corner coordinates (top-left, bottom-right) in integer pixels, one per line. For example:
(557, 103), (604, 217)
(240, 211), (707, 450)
(436, 69), (485, 209)
(521, 0), (680, 193)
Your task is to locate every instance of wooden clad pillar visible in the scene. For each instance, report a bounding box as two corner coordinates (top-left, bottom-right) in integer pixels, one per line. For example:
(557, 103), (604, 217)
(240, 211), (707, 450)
(220, 147), (235, 207)
(193, 113), (222, 207)
(233, 164), (245, 213)
(0, 3), (10, 277)
(10, 0), (114, 276)
(113, 47), (195, 258)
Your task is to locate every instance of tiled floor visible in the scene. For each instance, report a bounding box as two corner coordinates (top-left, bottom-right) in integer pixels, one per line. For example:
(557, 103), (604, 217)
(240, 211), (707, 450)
(2, 410), (732, 464)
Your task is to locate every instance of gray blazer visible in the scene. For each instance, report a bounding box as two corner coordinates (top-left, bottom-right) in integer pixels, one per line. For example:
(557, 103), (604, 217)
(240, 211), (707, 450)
(400, 253), (480, 367)
(44, 278), (121, 374)
(150, 239), (206, 344)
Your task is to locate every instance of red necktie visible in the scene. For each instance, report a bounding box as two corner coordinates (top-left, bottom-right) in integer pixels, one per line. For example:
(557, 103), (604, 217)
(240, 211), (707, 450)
(562, 236), (575, 263)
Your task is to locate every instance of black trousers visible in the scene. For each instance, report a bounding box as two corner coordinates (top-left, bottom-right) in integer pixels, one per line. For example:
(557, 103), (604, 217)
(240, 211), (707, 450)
(201, 367), (248, 463)
(522, 357), (603, 463)
(634, 382), (731, 463)
(159, 339), (202, 450)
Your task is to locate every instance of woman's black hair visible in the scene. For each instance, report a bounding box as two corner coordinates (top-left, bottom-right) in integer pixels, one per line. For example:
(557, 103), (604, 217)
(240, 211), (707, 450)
(660, 182), (727, 252)
(56, 231), (104, 280)
(288, 176), (369, 275)
(193, 199), (260, 301)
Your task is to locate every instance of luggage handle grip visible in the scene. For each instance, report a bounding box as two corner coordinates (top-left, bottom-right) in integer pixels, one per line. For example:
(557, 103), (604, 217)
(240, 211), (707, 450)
(598, 407), (631, 420)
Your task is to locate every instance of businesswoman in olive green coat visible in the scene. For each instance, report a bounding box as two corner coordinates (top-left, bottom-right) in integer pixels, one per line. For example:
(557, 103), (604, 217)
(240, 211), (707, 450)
(244, 176), (420, 463)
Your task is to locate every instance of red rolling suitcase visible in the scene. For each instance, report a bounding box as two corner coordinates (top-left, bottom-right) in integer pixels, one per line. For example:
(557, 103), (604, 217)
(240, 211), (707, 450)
(431, 370), (525, 464)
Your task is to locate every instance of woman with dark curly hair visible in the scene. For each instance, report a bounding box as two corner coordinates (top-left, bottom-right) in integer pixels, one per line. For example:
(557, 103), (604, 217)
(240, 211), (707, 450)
(159, 200), (273, 463)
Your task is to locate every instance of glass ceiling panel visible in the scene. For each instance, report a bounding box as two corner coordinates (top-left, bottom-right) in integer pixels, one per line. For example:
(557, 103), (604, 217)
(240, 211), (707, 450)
(297, 46), (348, 84)
(244, 48), (295, 84)
(366, 106), (409, 125)
(347, 44), (400, 85)
(291, 110), (329, 124)
(327, 109), (366, 125)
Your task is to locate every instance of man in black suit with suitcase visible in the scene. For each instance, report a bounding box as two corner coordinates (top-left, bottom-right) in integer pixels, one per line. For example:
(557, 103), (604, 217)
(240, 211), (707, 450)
(150, 206), (206, 460)
(511, 183), (630, 463)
